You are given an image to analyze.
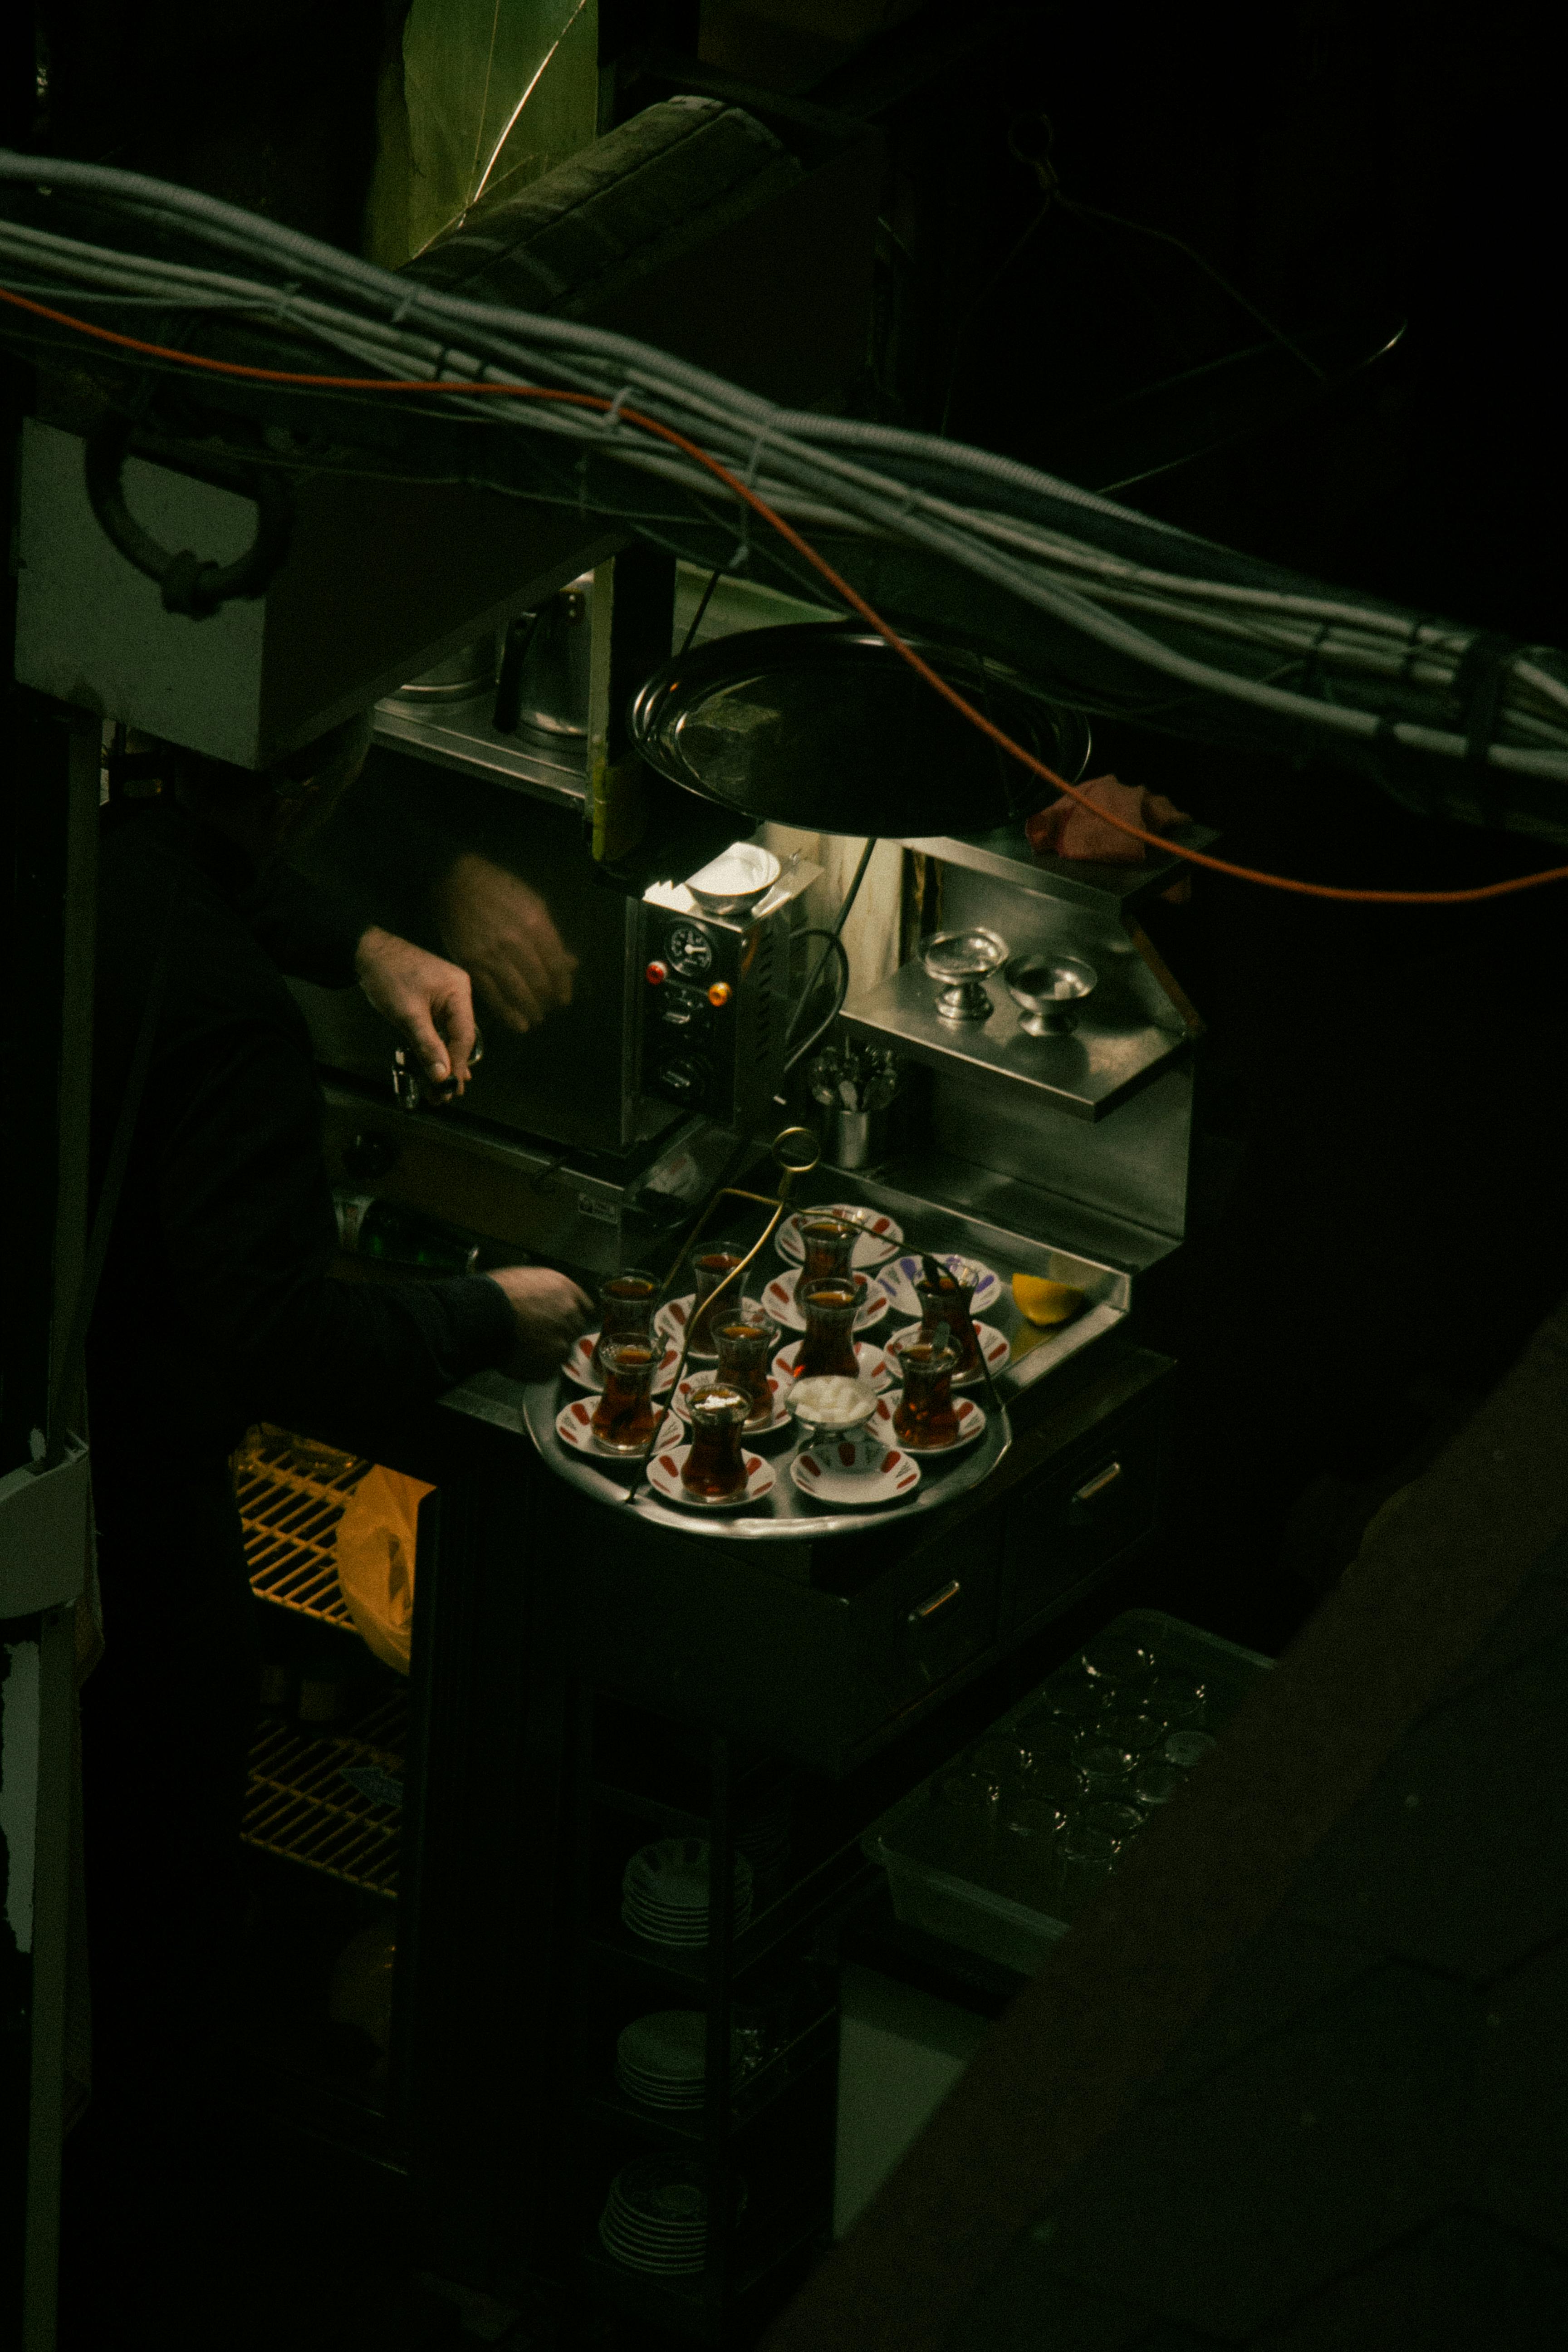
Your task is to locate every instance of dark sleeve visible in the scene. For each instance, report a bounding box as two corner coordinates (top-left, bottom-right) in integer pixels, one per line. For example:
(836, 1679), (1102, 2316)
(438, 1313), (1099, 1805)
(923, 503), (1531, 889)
(241, 865), (367, 990)
(292, 761), (465, 950)
(153, 1018), (516, 1427)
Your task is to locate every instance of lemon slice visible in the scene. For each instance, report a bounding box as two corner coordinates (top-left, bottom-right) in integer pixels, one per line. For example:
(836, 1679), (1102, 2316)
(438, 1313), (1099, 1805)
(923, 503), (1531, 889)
(1012, 1273), (1086, 1327)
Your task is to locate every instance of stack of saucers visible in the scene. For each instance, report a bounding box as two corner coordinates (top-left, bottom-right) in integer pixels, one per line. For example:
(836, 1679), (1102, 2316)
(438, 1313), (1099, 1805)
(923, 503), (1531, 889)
(598, 2154), (742, 2276)
(615, 2009), (754, 2110)
(621, 1838), (754, 1948)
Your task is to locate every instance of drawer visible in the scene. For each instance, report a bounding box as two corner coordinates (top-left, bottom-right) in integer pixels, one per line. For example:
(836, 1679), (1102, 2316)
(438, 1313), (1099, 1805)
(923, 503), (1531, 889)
(846, 1504), (1007, 1736)
(1003, 1405), (1165, 1635)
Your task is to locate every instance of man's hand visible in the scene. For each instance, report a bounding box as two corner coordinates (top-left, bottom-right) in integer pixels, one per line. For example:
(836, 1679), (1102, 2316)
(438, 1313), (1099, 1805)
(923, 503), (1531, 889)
(486, 1265), (593, 1379)
(432, 852), (578, 1035)
(355, 928), (479, 1090)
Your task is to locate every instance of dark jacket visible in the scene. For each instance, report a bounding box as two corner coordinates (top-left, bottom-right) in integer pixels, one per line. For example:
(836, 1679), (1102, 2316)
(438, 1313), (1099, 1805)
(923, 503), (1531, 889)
(87, 803), (514, 1490)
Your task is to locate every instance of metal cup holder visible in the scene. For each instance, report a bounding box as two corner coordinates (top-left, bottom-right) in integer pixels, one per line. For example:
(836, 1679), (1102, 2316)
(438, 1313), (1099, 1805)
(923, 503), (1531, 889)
(921, 928), (1009, 1022)
(1004, 952), (1098, 1037)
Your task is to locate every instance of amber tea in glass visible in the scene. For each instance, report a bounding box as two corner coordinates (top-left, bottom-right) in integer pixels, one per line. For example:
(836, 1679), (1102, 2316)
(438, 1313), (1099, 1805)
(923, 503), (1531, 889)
(681, 1383), (750, 1500)
(690, 1245), (746, 1354)
(598, 1269), (657, 1339)
(915, 1260), (981, 1378)
(590, 1338), (662, 1453)
(713, 1313), (775, 1425)
(796, 1215), (855, 1297)
(798, 1277), (862, 1380)
(892, 1336), (960, 1447)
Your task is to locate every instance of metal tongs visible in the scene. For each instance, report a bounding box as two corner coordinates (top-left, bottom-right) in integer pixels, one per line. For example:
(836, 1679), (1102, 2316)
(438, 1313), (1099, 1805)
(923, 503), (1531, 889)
(919, 1249), (1007, 1421)
(622, 1124), (822, 1506)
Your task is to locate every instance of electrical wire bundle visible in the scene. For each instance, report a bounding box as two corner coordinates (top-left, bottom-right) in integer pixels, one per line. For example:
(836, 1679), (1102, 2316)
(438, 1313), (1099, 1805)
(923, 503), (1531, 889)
(5, 146), (1568, 903)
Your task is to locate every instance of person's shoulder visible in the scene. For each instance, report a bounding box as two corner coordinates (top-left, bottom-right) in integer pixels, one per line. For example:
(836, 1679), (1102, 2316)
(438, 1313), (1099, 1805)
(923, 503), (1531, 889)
(97, 818), (308, 1041)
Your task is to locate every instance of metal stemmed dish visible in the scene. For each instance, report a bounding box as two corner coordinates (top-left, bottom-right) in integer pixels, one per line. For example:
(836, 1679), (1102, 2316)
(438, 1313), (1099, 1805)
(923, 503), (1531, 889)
(920, 929), (1009, 1023)
(1004, 952), (1098, 1037)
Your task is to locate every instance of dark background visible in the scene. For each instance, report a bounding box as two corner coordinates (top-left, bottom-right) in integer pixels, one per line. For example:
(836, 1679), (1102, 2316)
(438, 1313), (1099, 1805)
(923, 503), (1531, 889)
(12, 6), (1566, 2347)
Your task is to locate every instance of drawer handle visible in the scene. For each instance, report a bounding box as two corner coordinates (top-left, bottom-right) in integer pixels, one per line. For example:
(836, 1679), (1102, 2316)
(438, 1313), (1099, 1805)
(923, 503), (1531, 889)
(1072, 1461), (1123, 1509)
(908, 1578), (962, 1625)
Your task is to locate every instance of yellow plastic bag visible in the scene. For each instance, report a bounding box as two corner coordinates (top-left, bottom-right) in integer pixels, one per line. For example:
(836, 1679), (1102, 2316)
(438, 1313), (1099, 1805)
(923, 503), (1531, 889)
(334, 1465), (432, 1676)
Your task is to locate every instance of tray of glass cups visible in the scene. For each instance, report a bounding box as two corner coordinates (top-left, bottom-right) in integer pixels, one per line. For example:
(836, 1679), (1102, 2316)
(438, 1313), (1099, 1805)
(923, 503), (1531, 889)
(534, 1239), (1010, 1532)
(862, 1610), (1273, 1976)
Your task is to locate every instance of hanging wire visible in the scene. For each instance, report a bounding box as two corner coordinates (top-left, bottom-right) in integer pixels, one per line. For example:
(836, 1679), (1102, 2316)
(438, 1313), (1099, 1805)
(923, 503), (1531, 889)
(677, 563), (724, 656)
(782, 931), (850, 1074)
(3, 253), (1568, 903)
(786, 837), (879, 1045)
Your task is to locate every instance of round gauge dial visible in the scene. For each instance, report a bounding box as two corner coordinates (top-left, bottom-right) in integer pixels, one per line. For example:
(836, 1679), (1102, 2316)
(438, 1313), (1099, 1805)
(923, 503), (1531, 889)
(666, 921), (714, 979)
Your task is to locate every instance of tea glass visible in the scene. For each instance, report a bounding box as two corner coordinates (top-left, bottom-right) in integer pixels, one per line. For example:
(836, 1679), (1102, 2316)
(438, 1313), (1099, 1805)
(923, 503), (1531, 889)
(915, 1260), (982, 1380)
(933, 1766), (1003, 1817)
(1147, 1674), (1208, 1728)
(595, 1268), (658, 1374)
(795, 1215), (855, 1300)
(712, 1309), (777, 1427)
(590, 1338), (662, 1453)
(1018, 1759), (1083, 1812)
(1132, 1764), (1184, 1808)
(681, 1383), (751, 1501)
(1162, 1729), (1218, 1770)
(968, 1737), (1033, 1792)
(1004, 1796), (1070, 1846)
(1078, 1740), (1135, 1797)
(1013, 1701), (1088, 1762)
(598, 1269), (658, 1339)
(797, 1276), (863, 1380)
(1083, 1630), (1159, 1693)
(891, 1335), (960, 1448)
(1099, 1712), (1163, 1758)
(689, 1243), (747, 1355)
(1058, 1801), (1142, 1909)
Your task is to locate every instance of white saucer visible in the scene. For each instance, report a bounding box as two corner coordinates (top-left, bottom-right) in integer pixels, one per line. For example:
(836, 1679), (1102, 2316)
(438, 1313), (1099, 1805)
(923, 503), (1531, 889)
(645, 1443), (776, 1512)
(870, 1391), (986, 1455)
(774, 1206), (903, 1270)
(555, 1397), (681, 1458)
(675, 1373), (792, 1436)
(562, 1332), (680, 1393)
(771, 1338), (898, 1392)
(875, 1253), (1003, 1321)
(761, 1272), (890, 1335)
(655, 1293), (768, 1355)
(886, 1319), (1009, 1387)
(790, 1444), (920, 1508)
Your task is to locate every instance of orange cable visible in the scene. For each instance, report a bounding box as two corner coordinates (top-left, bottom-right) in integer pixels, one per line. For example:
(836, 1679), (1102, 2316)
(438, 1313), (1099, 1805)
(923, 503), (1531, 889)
(5, 277), (1568, 907)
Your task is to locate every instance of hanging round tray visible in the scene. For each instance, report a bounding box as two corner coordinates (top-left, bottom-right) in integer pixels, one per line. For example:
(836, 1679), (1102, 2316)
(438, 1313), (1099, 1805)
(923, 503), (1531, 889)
(629, 622), (1092, 838)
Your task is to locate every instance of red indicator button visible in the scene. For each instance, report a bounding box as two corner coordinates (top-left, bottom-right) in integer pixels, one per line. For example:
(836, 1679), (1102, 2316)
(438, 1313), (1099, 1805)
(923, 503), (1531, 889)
(645, 960), (668, 985)
(706, 982), (733, 1008)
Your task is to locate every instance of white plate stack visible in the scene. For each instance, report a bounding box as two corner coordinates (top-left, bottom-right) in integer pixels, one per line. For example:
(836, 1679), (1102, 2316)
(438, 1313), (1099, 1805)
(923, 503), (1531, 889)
(621, 1839), (754, 1948)
(615, 2009), (755, 2110)
(598, 2154), (743, 2277)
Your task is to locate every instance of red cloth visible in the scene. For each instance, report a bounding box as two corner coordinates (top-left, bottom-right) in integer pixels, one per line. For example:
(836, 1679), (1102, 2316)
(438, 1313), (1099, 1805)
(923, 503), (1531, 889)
(1026, 773), (1191, 866)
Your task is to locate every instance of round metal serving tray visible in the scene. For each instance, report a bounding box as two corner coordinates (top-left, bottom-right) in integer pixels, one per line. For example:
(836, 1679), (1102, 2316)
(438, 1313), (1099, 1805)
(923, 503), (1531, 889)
(628, 622), (1091, 839)
(522, 1378), (1010, 1542)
